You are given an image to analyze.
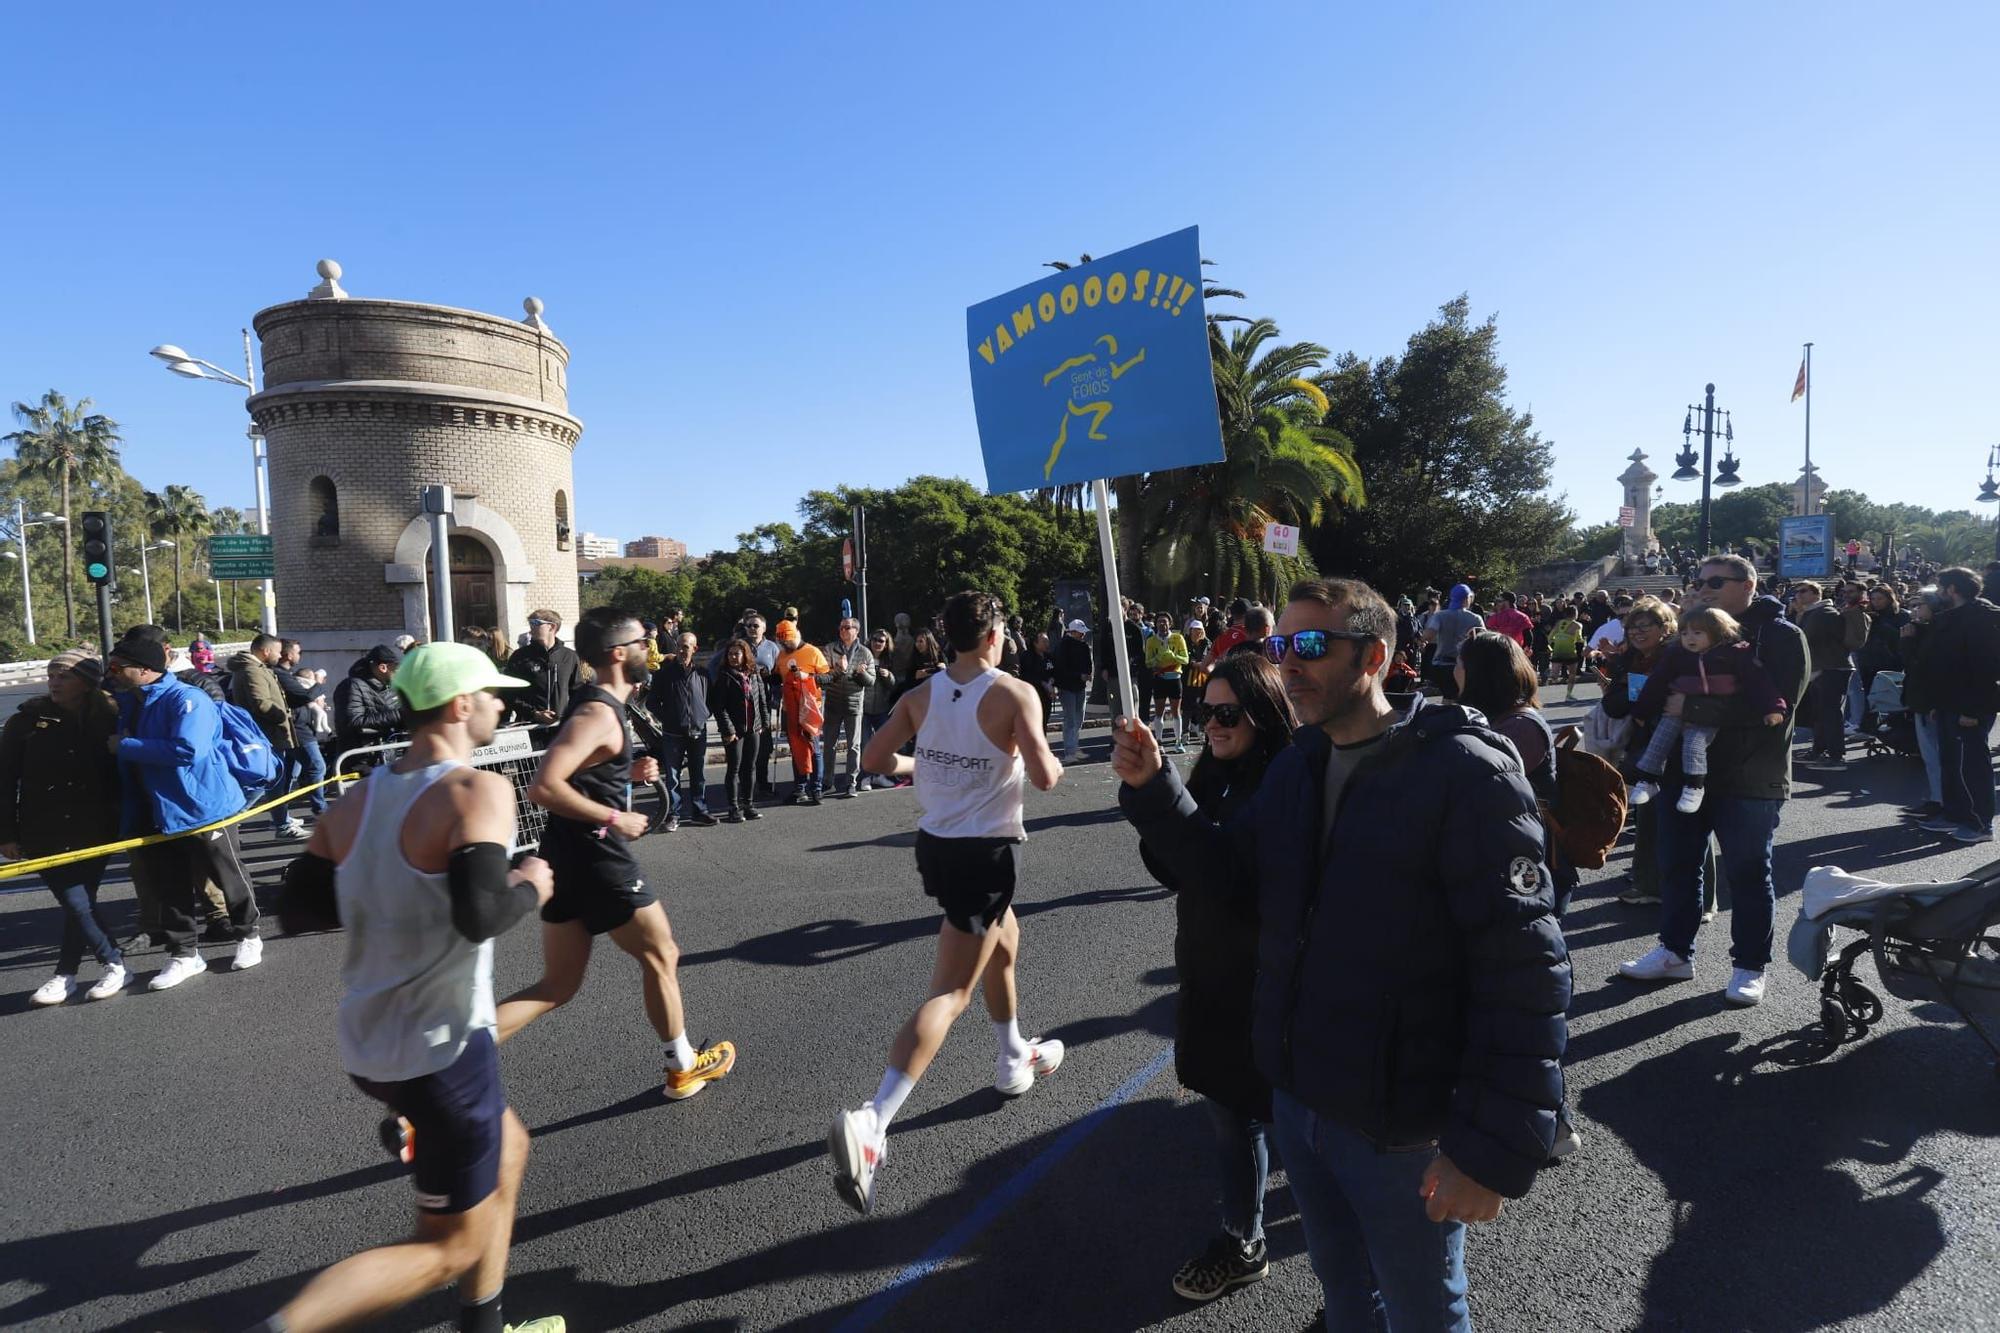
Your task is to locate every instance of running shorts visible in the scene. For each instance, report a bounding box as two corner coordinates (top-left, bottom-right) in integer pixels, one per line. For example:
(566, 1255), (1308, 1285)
(541, 873), (655, 935)
(351, 1027), (503, 1214)
(915, 831), (1021, 935)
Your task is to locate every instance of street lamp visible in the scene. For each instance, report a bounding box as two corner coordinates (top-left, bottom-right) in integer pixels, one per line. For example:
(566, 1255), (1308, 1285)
(1975, 445), (1999, 559)
(1671, 384), (1742, 556)
(1, 504), (66, 645)
(125, 539), (175, 625)
(148, 333), (277, 634)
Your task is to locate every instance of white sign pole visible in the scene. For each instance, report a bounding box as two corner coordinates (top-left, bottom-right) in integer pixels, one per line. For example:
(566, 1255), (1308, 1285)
(1091, 477), (1136, 723)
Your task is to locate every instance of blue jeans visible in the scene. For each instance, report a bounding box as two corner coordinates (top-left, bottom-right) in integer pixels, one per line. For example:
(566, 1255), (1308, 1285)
(660, 728), (710, 816)
(1206, 1098), (1268, 1244)
(1937, 711), (1995, 832)
(1270, 1088), (1468, 1333)
(47, 858), (119, 975)
(281, 740), (328, 822)
(1059, 689), (1086, 757)
(1913, 710), (1943, 805)
(1657, 794), (1782, 968)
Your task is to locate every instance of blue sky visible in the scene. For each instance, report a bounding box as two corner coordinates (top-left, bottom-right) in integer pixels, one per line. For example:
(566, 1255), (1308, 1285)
(5, 2), (1993, 556)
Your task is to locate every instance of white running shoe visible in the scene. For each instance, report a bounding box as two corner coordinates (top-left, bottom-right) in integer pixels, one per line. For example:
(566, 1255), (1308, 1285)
(86, 964), (128, 1000)
(1627, 780), (1658, 807)
(31, 974), (76, 1006)
(231, 935), (264, 972)
(1724, 968), (1766, 1007)
(274, 821), (309, 841)
(150, 954), (209, 991)
(1675, 785), (1706, 813)
(1618, 946), (1693, 983)
(829, 1104), (886, 1215)
(996, 1038), (1066, 1097)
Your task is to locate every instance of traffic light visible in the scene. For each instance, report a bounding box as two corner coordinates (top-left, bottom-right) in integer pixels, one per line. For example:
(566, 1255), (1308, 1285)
(80, 511), (114, 587)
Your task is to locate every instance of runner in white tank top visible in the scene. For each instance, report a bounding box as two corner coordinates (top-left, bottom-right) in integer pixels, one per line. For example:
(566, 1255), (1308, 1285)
(828, 592), (1068, 1216)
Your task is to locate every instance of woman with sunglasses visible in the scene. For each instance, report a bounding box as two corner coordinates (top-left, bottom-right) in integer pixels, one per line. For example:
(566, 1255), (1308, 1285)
(1140, 653), (1297, 1303)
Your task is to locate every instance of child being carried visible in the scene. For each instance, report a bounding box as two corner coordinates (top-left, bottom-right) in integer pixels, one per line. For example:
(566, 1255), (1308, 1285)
(1626, 607), (1789, 814)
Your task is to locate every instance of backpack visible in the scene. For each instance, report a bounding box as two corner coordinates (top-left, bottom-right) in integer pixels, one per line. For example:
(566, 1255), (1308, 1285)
(216, 700), (282, 795)
(1546, 729), (1628, 869)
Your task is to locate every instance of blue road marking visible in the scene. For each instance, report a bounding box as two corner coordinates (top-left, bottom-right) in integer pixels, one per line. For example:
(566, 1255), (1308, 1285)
(834, 1042), (1177, 1331)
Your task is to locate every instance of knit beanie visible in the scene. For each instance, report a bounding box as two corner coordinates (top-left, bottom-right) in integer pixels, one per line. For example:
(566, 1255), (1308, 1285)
(48, 648), (103, 684)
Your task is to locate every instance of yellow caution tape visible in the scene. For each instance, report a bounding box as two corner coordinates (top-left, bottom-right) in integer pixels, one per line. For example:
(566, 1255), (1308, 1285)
(0, 772), (355, 883)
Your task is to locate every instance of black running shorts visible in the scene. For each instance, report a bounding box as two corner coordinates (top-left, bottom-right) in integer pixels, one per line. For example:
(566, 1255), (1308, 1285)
(915, 831), (1022, 935)
(351, 1028), (504, 1214)
(541, 873), (656, 935)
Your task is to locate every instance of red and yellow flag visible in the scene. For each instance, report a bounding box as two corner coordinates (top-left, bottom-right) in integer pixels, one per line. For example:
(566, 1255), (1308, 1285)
(1791, 358), (1808, 402)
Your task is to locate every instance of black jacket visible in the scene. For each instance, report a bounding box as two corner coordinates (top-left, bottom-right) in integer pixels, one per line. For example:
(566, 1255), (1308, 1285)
(1052, 634), (1093, 693)
(647, 658), (710, 735)
(1120, 697), (1570, 1199)
(510, 638), (582, 723)
(1855, 608), (1909, 679)
(711, 667), (769, 742)
(1140, 748), (1273, 1120)
(278, 665), (327, 739)
(1913, 597), (2000, 717)
(0, 692), (122, 857)
(333, 659), (405, 757)
(1900, 622), (1936, 714)
(1679, 595), (1808, 801)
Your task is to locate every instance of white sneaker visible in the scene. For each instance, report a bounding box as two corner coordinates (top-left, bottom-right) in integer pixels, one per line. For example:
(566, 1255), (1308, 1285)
(1724, 968), (1766, 1007)
(1675, 785), (1706, 813)
(996, 1038), (1066, 1097)
(86, 964), (128, 1000)
(150, 954), (209, 991)
(31, 974), (75, 1006)
(274, 821), (309, 841)
(829, 1104), (886, 1215)
(1618, 946), (1693, 983)
(231, 935), (264, 971)
(1627, 780), (1658, 807)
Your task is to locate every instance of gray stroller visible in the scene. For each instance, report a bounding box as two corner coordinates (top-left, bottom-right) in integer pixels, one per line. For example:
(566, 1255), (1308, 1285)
(1787, 862), (2000, 1063)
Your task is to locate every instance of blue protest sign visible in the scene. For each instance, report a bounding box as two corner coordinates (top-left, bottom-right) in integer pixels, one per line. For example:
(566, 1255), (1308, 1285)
(966, 226), (1224, 495)
(1779, 514), (1834, 578)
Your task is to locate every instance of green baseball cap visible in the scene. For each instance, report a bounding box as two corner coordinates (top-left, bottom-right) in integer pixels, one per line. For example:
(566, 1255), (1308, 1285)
(392, 642), (528, 710)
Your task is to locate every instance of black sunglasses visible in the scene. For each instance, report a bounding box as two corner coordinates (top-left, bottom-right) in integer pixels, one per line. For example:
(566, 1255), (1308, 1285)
(1695, 575), (1747, 590)
(1206, 702), (1248, 728)
(1264, 629), (1377, 663)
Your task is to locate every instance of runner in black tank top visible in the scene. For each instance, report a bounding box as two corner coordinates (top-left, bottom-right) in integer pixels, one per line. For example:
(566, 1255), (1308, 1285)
(494, 607), (737, 1102)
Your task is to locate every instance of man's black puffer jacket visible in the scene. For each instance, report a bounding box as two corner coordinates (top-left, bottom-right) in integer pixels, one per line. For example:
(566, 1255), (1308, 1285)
(1121, 696), (1571, 1199)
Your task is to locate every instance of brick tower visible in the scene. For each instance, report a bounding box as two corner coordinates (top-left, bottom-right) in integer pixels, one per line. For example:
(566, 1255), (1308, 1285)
(246, 260), (583, 660)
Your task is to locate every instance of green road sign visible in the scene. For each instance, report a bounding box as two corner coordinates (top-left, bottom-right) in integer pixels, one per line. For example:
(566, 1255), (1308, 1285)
(212, 559), (276, 580)
(209, 534), (273, 558)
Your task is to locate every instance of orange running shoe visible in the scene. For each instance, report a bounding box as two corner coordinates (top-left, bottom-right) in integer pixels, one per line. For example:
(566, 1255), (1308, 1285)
(664, 1040), (737, 1100)
(378, 1115), (415, 1164)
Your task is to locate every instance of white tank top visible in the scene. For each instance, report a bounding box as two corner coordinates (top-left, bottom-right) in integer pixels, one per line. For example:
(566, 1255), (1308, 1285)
(914, 668), (1026, 840)
(335, 759), (496, 1082)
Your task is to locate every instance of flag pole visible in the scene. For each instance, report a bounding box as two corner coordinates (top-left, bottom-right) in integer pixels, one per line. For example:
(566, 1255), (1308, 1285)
(1802, 341), (1813, 515)
(1091, 477), (1136, 726)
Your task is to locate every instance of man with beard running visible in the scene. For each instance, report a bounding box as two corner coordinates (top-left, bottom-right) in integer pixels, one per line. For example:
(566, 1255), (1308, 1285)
(495, 606), (737, 1100)
(256, 643), (561, 1333)
(828, 591), (1065, 1215)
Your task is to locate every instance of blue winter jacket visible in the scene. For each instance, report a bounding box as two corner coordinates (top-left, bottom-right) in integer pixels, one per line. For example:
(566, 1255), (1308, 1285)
(1120, 695), (1571, 1198)
(116, 674), (247, 835)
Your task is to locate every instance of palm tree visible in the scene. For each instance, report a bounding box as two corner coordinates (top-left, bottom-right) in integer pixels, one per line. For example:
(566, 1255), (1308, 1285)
(144, 484), (212, 629)
(5, 391), (122, 637)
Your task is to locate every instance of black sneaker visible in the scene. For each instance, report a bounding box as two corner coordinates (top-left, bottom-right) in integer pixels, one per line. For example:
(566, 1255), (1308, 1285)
(1903, 801), (1943, 820)
(1171, 1234), (1268, 1302)
(743, 806), (764, 821)
(721, 808), (744, 824)
(685, 810), (719, 827)
(806, 790), (823, 806)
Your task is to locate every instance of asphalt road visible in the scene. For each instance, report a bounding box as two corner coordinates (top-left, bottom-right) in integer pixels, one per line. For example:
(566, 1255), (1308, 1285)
(3, 695), (1998, 1332)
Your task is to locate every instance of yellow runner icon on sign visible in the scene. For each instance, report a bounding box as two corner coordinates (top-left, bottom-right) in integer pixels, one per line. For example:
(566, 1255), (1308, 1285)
(1041, 334), (1148, 480)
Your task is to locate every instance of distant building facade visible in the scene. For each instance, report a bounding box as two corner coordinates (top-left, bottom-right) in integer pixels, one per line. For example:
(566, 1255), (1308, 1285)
(247, 260), (583, 658)
(577, 531), (622, 559)
(625, 535), (688, 562)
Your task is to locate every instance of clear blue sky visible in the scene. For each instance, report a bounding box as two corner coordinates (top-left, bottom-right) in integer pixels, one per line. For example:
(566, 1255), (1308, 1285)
(6, 2), (1993, 556)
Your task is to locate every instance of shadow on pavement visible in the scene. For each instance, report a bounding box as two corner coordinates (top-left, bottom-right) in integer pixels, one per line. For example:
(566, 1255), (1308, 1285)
(1579, 1023), (2000, 1330)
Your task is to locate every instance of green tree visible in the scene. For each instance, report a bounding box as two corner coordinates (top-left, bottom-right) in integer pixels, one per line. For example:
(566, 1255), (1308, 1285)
(145, 484), (211, 630)
(6, 391), (122, 637)
(1311, 297), (1570, 596)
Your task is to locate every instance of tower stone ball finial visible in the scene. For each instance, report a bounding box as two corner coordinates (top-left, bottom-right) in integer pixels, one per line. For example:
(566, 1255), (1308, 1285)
(307, 258), (349, 301)
(522, 296), (552, 332)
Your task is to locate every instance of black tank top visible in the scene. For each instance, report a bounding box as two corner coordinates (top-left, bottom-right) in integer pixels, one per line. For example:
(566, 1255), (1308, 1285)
(541, 684), (640, 886)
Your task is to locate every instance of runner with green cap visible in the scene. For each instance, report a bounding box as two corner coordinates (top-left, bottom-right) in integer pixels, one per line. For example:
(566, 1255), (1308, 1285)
(257, 641), (565, 1333)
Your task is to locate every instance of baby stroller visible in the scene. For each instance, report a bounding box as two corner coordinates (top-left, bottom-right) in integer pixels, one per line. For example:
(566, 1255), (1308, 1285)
(1860, 669), (1921, 759)
(1787, 863), (2000, 1065)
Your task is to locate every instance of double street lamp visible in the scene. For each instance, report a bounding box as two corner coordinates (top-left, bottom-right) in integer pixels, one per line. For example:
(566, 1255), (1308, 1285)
(122, 539), (176, 625)
(1671, 383), (1743, 556)
(147, 334), (277, 634)
(1, 503), (66, 644)
(1975, 445), (2000, 559)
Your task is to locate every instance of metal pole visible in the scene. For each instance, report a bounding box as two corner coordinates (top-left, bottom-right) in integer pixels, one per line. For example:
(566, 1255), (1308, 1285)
(246, 329), (277, 635)
(95, 584), (113, 659)
(1091, 478), (1136, 722)
(1801, 342), (1813, 516)
(423, 485), (455, 643)
(15, 500), (34, 646)
(214, 579), (225, 632)
(139, 546), (155, 624)
(853, 505), (869, 634)
(1699, 383), (1716, 556)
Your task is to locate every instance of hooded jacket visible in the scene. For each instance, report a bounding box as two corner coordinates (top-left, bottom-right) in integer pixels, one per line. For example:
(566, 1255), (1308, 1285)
(333, 655), (406, 757)
(0, 691), (122, 856)
(114, 673), (246, 835)
(1120, 696), (1571, 1198)
(1913, 596), (2000, 717)
(509, 637), (582, 723)
(228, 650), (297, 750)
(1673, 594), (1808, 801)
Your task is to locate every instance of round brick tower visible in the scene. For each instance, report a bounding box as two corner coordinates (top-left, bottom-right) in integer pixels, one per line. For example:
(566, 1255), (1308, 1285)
(246, 260), (583, 660)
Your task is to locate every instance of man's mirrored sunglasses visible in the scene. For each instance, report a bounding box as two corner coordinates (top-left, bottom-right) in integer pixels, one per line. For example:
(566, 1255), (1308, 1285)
(1694, 574), (1748, 590)
(1263, 629), (1378, 663)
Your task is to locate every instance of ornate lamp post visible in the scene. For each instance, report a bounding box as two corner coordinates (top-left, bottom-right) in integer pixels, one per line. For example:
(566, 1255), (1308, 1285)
(1671, 383), (1742, 555)
(1976, 445), (2000, 559)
